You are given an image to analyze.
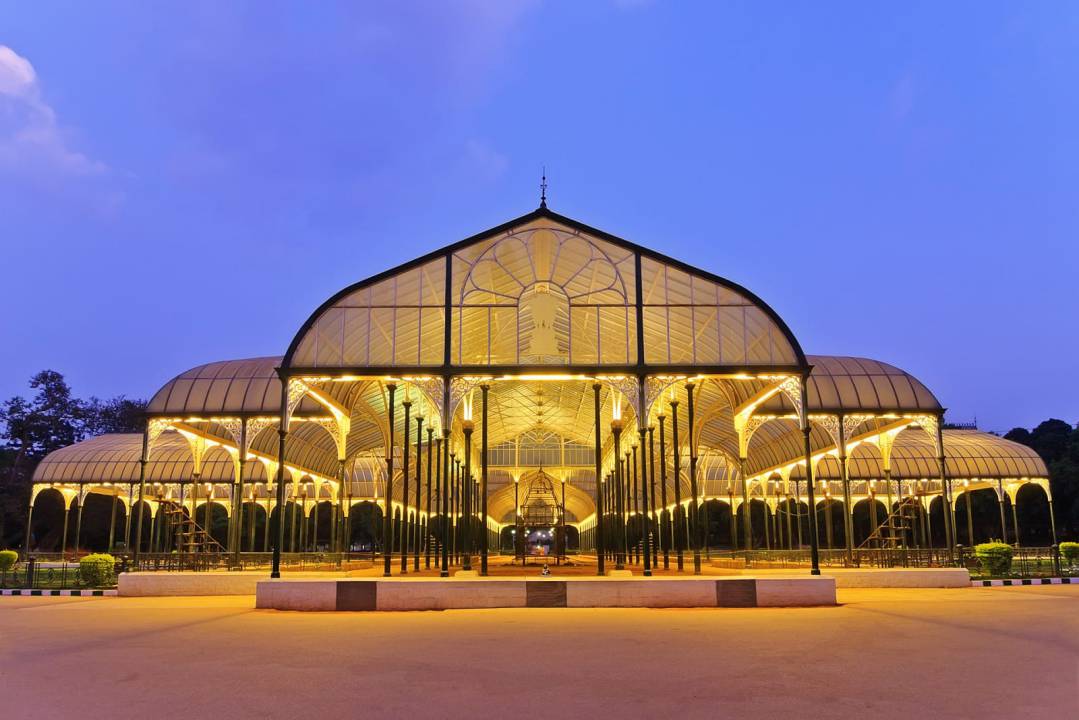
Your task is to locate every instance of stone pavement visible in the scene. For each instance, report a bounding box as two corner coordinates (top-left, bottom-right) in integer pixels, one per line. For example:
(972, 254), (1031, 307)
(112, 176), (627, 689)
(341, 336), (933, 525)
(0, 586), (1075, 719)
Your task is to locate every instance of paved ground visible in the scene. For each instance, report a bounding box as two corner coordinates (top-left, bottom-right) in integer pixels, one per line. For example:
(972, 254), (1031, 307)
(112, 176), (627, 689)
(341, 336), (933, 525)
(0, 586), (1075, 719)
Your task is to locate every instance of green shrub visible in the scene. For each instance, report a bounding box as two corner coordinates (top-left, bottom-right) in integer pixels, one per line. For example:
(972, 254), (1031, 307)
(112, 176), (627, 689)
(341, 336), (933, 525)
(1061, 542), (1079, 566)
(0, 550), (18, 573)
(974, 542), (1013, 577)
(79, 553), (116, 587)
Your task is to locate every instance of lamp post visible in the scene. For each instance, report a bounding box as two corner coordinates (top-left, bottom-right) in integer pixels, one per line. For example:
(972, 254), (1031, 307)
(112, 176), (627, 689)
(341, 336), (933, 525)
(514, 477), (521, 562)
(560, 476), (567, 564)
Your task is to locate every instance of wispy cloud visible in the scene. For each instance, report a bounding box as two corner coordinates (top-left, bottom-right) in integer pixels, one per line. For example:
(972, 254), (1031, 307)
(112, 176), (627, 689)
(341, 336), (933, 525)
(465, 138), (509, 180)
(0, 45), (107, 179)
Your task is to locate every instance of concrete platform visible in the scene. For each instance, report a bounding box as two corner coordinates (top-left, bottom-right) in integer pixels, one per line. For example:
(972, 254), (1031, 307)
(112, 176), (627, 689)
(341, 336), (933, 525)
(255, 575), (837, 611)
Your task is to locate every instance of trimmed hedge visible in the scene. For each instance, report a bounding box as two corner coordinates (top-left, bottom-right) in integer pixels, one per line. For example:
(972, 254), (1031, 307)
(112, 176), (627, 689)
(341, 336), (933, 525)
(1061, 542), (1079, 566)
(974, 542), (1013, 577)
(0, 550), (17, 574)
(79, 553), (116, 587)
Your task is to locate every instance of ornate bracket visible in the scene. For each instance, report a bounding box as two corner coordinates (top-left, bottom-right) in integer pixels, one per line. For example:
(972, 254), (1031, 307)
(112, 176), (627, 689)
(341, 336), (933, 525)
(243, 417), (278, 456)
(300, 416), (349, 460)
(910, 415), (940, 448)
(406, 376), (446, 432)
(842, 414), (876, 446)
(146, 418), (173, 456)
(736, 414), (773, 459)
(448, 376), (487, 425)
(809, 414), (841, 448)
(285, 378), (309, 423)
(212, 418), (244, 450)
(776, 376), (804, 424)
(643, 375), (685, 424)
(601, 375), (641, 425)
(176, 430), (209, 475)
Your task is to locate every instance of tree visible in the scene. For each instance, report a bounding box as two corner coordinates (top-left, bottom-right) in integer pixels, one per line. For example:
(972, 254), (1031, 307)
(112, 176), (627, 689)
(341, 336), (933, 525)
(0, 371), (146, 549)
(83, 396), (147, 436)
(1005, 419), (1079, 543)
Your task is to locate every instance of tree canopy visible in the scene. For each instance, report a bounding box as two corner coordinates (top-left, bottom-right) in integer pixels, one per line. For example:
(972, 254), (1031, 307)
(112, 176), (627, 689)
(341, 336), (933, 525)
(1005, 419), (1079, 543)
(0, 370), (146, 548)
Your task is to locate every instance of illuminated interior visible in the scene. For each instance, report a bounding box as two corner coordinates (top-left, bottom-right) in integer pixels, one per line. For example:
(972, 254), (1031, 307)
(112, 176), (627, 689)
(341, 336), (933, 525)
(27, 206), (1055, 571)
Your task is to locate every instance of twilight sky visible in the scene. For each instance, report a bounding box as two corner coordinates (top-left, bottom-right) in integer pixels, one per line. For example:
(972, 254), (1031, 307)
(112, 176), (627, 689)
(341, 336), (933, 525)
(1, 1), (1076, 433)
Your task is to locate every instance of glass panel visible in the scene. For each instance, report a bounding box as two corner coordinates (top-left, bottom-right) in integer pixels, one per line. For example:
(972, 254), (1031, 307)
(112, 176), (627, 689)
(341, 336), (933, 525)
(393, 308), (421, 365)
(419, 308), (445, 365)
(368, 308), (395, 365)
(642, 306), (669, 364)
(490, 306), (517, 365)
(718, 307), (746, 365)
(315, 308), (344, 366)
(569, 306), (599, 364)
(341, 308), (371, 366)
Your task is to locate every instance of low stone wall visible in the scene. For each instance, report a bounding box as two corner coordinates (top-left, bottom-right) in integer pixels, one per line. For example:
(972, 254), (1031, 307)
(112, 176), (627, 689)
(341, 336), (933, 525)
(255, 575), (837, 612)
(823, 568), (970, 588)
(119, 572), (265, 596)
(710, 564), (972, 588)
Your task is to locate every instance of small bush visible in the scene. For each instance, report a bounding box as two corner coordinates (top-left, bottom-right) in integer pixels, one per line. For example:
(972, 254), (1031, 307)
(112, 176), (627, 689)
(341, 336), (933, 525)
(974, 542), (1013, 577)
(79, 553), (116, 587)
(0, 550), (18, 573)
(1061, 542), (1079, 566)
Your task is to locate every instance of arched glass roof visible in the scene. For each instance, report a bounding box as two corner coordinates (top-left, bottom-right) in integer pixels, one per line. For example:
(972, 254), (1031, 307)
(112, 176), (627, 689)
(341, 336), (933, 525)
(147, 356), (321, 417)
(759, 355), (942, 414)
(31, 433), (244, 485)
(804, 429), (1046, 481)
(285, 208), (805, 371)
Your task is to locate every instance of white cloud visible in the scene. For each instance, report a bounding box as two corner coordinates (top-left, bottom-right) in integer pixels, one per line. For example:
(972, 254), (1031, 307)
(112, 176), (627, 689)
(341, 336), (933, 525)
(0, 45), (107, 178)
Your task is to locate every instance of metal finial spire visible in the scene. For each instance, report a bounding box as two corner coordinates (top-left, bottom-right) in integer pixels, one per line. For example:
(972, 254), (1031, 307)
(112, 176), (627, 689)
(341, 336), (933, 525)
(540, 166), (548, 208)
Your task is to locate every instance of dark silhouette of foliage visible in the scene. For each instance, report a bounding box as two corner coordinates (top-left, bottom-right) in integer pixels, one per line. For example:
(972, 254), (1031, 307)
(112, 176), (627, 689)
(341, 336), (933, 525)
(0, 371), (146, 549)
(1005, 419), (1079, 542)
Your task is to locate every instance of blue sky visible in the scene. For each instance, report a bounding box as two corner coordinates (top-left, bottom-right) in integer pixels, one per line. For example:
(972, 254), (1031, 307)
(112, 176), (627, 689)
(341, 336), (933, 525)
(1, 1), (1076, 432)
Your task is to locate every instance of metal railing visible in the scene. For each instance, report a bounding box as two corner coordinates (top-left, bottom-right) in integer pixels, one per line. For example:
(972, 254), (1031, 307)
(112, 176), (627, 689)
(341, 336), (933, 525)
(124, 551), (378, 573)
(707, 545), (1076, 577)
(957, 545), (1073, 579)
(0, 556), (124, 590)
(710, 547), (956, 570)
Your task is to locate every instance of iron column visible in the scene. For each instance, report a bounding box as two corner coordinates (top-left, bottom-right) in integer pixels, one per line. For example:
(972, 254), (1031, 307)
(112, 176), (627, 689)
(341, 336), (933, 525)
(686, 382), (702, 574)
(383, 383), (396, 577)
(801, 380), (821, 575)
(593, 383), (605, 575)
(426, 426), (434, 569)
(639, 427), (652, 576)
(658, 412), (669, 569)
(671, 397), (683, 571)
(481, 384), (489, 575)
(414, 415), (423, 571)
